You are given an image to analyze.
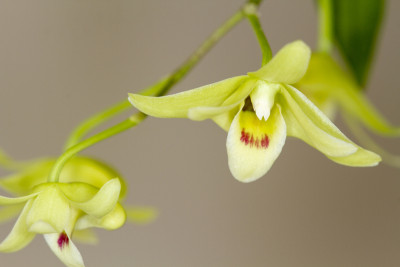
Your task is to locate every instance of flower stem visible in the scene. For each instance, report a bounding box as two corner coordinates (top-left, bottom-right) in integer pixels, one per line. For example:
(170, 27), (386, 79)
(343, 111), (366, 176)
(244, 4), (272, 66)
(64, 99), (132, 150)
(49, 113), (146, 183)
(317, 0), (334, 53)
(63, 0), (263, 149)
(63, 76), (170, 150)
(48, 0), (265, 183)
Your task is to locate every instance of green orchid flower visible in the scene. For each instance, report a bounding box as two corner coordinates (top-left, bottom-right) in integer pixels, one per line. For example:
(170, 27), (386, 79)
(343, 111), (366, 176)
(0, 155), (157, 266)
(0, 156), (127, 198)
(295, 52), (400, 167)
(129, 41), (381, 183)
(0, 155), (156, 224)
(0, 178), (124, 267)
(0, 156), (128, 229)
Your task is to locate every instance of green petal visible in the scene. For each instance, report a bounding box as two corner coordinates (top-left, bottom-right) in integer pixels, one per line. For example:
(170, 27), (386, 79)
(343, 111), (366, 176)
(44, 232), (85, 267)
(211, 107), (241, 131)
(125, 206), (158, 225)
(71, 229), (98, 245)
(298, 53), (400, 136)
(0, 200), (35, 252)
(280, 85), (358, 157)
(27, 185), (70, 234)
(0, 205), (23, 223)
(337, 86), (400, 137)
(328, 148), (381, 167)
(0, 159), (54, 196)
(344, 115), (393, 167)
(60, 157), (127, 200)
(69, 179), (121, 218)
(187, 78), (257, 127)
(128, 76), (247, 118)
(0, 149), (37, 171)
(75, 203), (126, 230)
(226, 105), (286, 182)
(58, 182), (98, 203)
(0, 193), (38, 205)
(248, 41), (311, 84)
(188, 103), (240, 121)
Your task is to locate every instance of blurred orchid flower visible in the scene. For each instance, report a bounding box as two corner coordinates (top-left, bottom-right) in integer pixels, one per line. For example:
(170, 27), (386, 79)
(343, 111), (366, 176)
(296, 52), (400, 167)
(129, 41), (381, 183)
(0, 179), (124, 267)
(0, 156), (157, 266)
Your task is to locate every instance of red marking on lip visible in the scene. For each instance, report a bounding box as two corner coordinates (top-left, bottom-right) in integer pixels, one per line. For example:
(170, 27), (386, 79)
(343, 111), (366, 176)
(57, 232), (69, 250)
(240, 129), (269, 149)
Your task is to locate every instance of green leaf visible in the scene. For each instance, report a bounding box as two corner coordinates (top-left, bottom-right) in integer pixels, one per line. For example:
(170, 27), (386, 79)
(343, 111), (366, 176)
(332, 0), (385, 87)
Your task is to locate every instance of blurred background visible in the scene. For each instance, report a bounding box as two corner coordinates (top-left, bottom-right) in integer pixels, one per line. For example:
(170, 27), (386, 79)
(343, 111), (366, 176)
(0, 0), (399, 266)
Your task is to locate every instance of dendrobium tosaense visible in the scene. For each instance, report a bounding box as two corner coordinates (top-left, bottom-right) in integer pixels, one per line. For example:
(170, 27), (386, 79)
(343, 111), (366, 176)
(0, 155), (157, 266)
(0, 179), (124, 267)
(129, 41), (381, 182)
(0, 156), (127, 267)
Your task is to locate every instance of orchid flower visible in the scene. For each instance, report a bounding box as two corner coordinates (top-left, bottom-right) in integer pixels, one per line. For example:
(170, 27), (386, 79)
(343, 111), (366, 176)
(295, 52), (400, 167)
(0, 156), (127, 198)
(0, 179), (124, 267)
(129, 41), (381, 183)
(0, 156), (156, 266)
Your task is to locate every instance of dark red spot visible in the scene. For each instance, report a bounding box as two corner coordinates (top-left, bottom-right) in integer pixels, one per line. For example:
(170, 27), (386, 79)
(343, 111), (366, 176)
(240, 129), (269, 149)
(240, 129), (250, 145)
(57, 232), (69, 250)
(260, 135), (269, 148)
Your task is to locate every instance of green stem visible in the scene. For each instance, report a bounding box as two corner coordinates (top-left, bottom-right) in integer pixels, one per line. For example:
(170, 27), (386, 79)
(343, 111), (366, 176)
(48, 0), (265, 183)
(64, 0), (262, 149)
(63, 76), (170, 150)
(49, 113), (147, 182)
(64, 99), (132, 150)
(155, 0), (265, 97)
(244, 5), (272, 65)
(317, 0), (334, 53)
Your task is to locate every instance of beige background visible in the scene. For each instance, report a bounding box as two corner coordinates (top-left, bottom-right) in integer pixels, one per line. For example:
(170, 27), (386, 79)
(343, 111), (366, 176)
(0, 0), (399, 266)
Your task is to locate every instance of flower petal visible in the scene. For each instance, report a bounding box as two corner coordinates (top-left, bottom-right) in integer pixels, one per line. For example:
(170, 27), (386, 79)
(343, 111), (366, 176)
(280, 85), (358, 157)
(69, 179), (121, 218)
(0, 200), (35, 252)
(27, 185), (70, 234)
(125, 206), (158, 225)
(75, 203), (126, 230)
(0, 193), (38, 205)
(58, 182), (98, 203)
(0, 159), (53, 196)
(60, 157), (127, 199)
(71, 229), (98, 245)
(44, 232), (85, 267)
(211, 107), (241, 131)
(298, 53), (400, 137)
(226, 105), (286, 182)
(0, 205), (23, 223)
(188, 103), (240, 121)
(187, 78), (258, 129)
(328, 147), (381, 167)
(128, 76), (247, 118)
(342, 115), (389, 167)
(248, 40), (311, 84)
(337, 86), (400, 137)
